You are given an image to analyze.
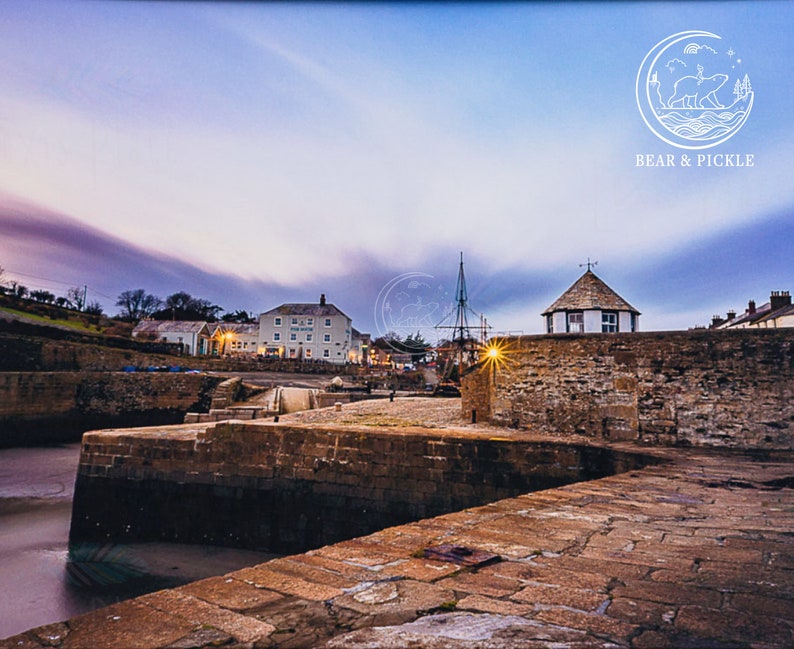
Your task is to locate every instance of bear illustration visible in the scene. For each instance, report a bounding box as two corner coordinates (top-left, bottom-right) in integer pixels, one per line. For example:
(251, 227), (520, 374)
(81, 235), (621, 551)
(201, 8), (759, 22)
(667, 72), (728, 109)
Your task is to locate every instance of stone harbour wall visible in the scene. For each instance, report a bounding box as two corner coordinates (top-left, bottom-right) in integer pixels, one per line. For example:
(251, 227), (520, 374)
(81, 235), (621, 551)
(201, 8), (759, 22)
(0, 372), (225, 446)
(69, 421), (657, 554)
(462, 328), (794, 449)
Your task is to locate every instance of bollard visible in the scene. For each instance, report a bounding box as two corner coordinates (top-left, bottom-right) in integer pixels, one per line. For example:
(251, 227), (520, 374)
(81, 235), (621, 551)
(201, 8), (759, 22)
(335, 402), (342, 412)
(471, 409), (477, 424)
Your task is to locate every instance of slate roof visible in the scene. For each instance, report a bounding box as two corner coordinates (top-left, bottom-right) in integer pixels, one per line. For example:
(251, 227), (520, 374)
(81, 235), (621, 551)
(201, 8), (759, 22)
(132, 320), (209, 335)
(542, 270), (640, 316)
(261, 303), (351, 320)
(211, 323), (259, 335)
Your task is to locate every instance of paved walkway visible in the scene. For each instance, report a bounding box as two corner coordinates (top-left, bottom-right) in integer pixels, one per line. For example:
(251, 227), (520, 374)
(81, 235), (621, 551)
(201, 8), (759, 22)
(3, 400), (793, 648)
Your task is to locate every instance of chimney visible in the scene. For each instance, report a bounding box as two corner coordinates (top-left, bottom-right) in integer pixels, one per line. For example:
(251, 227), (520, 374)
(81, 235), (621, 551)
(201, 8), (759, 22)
(748, 300), (756, 314)
(320, 294), (326, 306)
(727, 310), (736, 320)
(770, 290), (792, 311)
(711, 315), (724, 328)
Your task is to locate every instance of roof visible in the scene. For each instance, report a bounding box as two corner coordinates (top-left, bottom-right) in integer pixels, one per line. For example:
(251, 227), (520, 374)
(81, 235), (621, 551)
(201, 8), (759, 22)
(542, 270), (640, 316)
(132, 320), (209, 335)
(720, 301), (794, 329)
(261, 302), (351, 320)
(211, 323), (259, 335)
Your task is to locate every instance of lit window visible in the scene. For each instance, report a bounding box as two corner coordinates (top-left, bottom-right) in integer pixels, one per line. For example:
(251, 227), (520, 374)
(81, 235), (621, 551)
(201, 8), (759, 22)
(305, 349), (313, 358)
(602, 312), (618, 333)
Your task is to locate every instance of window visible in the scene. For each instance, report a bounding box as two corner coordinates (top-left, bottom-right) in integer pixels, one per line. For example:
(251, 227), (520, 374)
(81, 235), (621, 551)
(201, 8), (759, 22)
(307, 318), (313, 326)
(630, 313), (637, 332)
(289, 348), (296, 358)
(291, 317), (298, 325)
(567, 312), (584, 333)
(602, 312), (618, 333)
(323, 333), (331, 343)
(324, 318), (332, 327)
(305, 349), (312, 358)
(306, 333), (313, 342)
(289, 332), (297, 341)
(274, 317), (282, 327)
(546, 316), (553, 334)
(323, 349), (330, 358)
(273, 332), (281, 342)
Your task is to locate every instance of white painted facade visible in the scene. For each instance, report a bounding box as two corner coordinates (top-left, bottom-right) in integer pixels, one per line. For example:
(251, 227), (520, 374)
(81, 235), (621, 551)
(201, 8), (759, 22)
(257, 295), (355, 364)
(131, 321), (211, 356)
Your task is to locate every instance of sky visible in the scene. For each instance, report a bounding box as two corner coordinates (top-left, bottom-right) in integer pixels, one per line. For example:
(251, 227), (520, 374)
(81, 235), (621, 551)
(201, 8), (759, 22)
(0, 0), (792, 337)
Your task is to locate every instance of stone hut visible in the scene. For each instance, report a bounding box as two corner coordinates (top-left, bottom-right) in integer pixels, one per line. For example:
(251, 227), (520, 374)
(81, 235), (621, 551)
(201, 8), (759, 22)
(542, 269), (640, 333)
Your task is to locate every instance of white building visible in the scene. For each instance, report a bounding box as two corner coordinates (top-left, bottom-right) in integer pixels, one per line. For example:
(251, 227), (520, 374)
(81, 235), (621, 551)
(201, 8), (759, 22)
(542, 270), (640, 334)
(131, 320), (211, 356)
(211, 323), (260, 355)
(713, 291), (794, 330)
(258, 295), (355, 364)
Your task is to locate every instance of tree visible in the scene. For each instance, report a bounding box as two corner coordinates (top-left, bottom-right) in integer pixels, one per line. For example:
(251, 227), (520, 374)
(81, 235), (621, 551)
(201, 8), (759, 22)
(67, 286), (87, 311)
(30, 290), (55, 304)
(221, 309), (256, 323)
(115, 289), (163, 322)
(84, 301), (104, 316)
(10, 282), (28, 299)
(152, 291), (223, 321)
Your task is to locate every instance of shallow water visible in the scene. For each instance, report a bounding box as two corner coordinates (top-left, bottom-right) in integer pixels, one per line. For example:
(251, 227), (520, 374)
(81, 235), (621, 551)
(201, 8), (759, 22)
(0, 442), (277, 639)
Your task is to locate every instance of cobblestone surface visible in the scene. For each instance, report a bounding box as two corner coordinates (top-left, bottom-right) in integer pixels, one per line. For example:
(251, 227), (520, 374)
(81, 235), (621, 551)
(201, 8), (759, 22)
(3, 398), (793, 648)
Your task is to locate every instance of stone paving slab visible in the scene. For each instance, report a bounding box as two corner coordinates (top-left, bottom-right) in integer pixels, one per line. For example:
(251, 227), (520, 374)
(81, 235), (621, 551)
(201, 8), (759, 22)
(3, 400), (793, 649)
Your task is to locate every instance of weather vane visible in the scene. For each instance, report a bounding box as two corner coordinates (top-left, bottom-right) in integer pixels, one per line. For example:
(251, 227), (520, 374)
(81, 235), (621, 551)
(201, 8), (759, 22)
(579, 258), (598, 271)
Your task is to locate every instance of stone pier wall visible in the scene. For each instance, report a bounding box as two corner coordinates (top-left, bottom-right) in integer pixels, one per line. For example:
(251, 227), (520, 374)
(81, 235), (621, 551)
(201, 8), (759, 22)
(0, 372), (225, 446)
(69, 421), (656, 554)
(462, 328), (794, 449)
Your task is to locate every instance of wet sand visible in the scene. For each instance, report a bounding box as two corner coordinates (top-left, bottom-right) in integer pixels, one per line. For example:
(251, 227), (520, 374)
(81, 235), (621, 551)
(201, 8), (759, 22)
(0, 443), (277, 639)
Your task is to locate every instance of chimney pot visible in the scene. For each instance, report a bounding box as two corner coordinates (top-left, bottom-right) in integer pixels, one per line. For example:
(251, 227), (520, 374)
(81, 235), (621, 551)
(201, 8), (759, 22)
(748, 300), (756, 314)
(770, 290), (792, 310)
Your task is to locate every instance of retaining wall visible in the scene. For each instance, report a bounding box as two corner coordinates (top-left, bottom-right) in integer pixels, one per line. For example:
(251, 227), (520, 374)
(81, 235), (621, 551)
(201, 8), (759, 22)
(461, 328), (794, 449)
(0, 372), (225, 446)
(69, 421), (657, 554)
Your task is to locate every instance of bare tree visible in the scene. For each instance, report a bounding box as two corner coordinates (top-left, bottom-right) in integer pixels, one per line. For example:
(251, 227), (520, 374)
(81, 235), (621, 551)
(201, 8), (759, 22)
(115, 289), (163, 322)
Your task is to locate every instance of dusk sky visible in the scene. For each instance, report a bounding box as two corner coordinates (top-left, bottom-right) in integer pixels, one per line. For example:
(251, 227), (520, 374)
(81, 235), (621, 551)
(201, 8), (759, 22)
(1, 1), (792, 336)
